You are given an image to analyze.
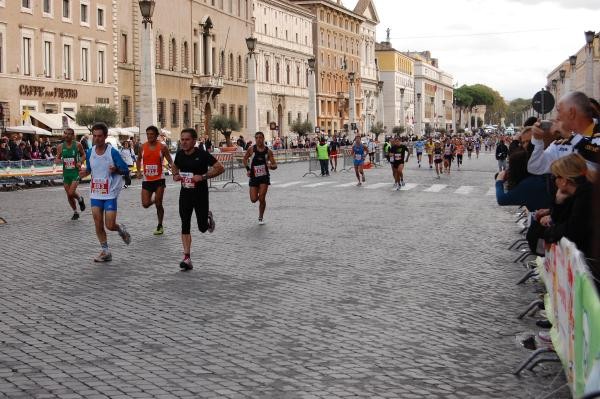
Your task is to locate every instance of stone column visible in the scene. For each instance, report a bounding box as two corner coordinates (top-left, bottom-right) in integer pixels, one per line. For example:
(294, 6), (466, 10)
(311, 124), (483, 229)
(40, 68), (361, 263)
(308, 68), (317, 130)
(586, 48), (594, 98)
(206, 34), (213, 76)
(247, 51), (258, 135)
(139, 21), (157, 143)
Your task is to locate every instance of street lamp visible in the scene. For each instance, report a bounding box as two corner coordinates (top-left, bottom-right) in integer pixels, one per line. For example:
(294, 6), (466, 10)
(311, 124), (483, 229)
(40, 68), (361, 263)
(399, 87), (405, 130)
(246, 36), (258, 136)
(416, 92), (421, 136)
(442, 99), (446, 131)
(551, 79), (557, 92)
(348, 72), (356, 134)
(307, 57), (317, 133)
(584, 31), (596, 97)
(430, 96), (434, 131)
(138, 0), (157, 142)
(559, 69), (566, 84)
(377, 80), (384, 127)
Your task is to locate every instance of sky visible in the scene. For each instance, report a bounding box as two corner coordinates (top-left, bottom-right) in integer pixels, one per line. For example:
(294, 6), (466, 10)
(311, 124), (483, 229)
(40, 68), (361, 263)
(343, 0), (598, 101)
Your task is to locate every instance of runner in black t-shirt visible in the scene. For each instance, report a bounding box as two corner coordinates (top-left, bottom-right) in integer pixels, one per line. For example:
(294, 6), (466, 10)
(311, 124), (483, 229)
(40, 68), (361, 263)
(387, 136), (410, 190)
(172, 128), (224, 271)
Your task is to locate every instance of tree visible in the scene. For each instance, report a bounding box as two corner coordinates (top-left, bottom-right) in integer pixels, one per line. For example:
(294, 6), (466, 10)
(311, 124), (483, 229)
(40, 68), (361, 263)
(391, 126), (405, 135)
(506, 98), (531, 126)
(290, 118), (313, 138)
(210, 114), (240, 147)
(370, 122), (384, 141)
(76, 106), (118, 132)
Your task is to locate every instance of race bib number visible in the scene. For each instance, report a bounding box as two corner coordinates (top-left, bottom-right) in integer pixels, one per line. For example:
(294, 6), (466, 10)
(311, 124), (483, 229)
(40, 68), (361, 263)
(180, 172), (195, 189)
(394, 153), (403, 161)
(63, 157), (76, 169)
(253, 164), (267, 177)
(91, 178), (109, 195)
(354, 154), (363, 161)
(434, 154), (442, 160)
(145, 164), (159, 177)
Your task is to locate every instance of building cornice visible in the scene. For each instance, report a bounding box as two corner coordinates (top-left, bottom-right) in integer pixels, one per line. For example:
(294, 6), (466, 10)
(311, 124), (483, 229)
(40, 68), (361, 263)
(290, 0), (365, 21)
(258, 0), (316, 20)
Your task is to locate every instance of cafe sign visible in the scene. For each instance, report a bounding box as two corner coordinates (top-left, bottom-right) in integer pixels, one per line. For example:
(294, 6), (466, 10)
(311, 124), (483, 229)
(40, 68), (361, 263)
(19, 85), (78, 99)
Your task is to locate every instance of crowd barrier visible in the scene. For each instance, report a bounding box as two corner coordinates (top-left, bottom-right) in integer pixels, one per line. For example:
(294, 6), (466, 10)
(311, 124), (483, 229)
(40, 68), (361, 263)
(509, 207), (600, 399)
(208, 153), (241, 190)
(303, 150), (320, 177)
(0, 160), (63, 187)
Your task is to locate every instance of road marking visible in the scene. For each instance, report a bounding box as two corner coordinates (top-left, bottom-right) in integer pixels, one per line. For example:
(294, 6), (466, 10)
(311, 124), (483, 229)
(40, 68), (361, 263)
(455, 186), (474, 195)
(276, 181), (302, 188)
(365, 182), (393, 189)
(486, 187), (496, 196)
(399, 183), (418, 191)
(302, 181), (336, 188)
(334, 182), (359, 187)
(423, 184), (447, 192)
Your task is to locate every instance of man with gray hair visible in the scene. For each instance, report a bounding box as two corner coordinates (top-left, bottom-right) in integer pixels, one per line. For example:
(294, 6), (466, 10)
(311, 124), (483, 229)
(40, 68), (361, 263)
(527, 91), (599, 175)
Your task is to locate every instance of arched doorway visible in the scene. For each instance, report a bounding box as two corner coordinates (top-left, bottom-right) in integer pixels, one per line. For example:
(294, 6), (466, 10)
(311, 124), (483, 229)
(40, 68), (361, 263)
(277, 104), (283, 138)
(204, 102), (212, 140)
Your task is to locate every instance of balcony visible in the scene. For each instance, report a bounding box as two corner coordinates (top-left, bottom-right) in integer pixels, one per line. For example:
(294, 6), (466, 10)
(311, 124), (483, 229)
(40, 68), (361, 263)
(193, 75), (224, 90)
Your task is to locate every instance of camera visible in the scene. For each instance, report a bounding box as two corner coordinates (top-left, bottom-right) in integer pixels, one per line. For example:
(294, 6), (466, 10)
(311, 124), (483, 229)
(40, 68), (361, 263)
(540, 120), (552, 132)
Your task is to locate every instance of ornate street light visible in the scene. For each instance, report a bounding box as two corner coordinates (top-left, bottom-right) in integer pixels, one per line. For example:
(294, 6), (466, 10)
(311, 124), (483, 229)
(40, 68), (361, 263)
(569, 55), (577, 70)
(348, 71), (355, 83)
(559, 69), (566, 83)
(377, 80), (384, 92)
(246, 36), (258, 135)
(245, 36), (257, 53)
(307, 57), (315, 70)
(551, 79), (557, 91)
(307, 57), (317, 131)
(585, 30), (595, 51)
(138, 0), (155, 28)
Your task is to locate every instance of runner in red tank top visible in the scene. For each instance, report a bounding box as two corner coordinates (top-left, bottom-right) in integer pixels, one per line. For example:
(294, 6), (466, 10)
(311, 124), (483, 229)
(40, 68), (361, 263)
(136, 125), (174, 235)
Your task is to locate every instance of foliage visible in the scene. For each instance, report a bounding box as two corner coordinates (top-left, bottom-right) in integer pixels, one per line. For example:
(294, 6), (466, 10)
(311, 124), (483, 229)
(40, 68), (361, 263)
(210, 115), (240, 147)
(391, 126), (405, 135)
(506, 98), (532, 126)
(454, 84), (507, 127)
(290, 118), (313, 137)
(370, 122), (384, 140)
(76, 106), (118, 131)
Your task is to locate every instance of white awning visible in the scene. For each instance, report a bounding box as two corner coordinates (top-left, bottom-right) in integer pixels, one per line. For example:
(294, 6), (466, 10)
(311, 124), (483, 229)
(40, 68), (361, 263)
(5, 125), (55, 136)
(29, 111), (89, 135)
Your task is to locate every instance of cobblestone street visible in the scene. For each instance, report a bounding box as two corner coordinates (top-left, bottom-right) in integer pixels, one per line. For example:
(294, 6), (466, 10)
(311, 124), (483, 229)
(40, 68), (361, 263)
(0, 152), (568, 398)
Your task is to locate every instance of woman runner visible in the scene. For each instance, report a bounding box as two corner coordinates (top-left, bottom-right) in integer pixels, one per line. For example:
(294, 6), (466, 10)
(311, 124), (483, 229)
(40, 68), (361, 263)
(243, 131), (278, 225)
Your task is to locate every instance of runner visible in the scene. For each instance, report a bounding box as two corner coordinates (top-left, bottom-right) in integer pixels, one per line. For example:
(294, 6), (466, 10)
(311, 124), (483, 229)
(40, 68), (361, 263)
(78, 123), (131, 262)
(455, 139), (465, 170)
(466, 138), (474, 159)
(329, 135), (340, 172)
(136, 125), (174, 235)
(172, 128), (224, 271)
(351, 135), (367, 186)
(414, 137), (425, 168)
(387, 136), (410, 190)
(474, 137), (481, 159)
(433, 141), (443, 178)
(443, 138), (455, 174)
(425, 137), (435, 169)
(55, 128), (86, 220)
(243, 131), (278, 225)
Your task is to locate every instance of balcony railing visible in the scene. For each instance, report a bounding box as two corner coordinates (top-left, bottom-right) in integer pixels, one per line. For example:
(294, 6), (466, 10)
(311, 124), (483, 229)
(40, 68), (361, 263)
(196, 75), (224, 89)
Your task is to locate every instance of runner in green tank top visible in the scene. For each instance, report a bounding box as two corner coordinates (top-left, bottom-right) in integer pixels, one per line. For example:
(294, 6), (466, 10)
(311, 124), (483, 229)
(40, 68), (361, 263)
(55, 128), (86, 220)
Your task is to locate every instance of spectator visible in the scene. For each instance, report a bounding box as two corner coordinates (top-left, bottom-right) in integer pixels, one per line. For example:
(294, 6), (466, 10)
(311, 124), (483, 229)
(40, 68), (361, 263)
(534, 154), (594, 258)
(119, 141), (135, 169)
(0, 138), (9, 161)
(13, 142), (25, 161)
(80, 134), (90, 151)
(30, 141), (42, 159)
(495, 147), (552, 211)
(495, 138), (508, 171)
(43, 145), (54, 160)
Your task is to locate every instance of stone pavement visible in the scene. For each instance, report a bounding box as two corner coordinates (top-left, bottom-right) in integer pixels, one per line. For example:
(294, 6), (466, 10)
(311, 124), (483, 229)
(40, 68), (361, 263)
(0, 151), (569, 398)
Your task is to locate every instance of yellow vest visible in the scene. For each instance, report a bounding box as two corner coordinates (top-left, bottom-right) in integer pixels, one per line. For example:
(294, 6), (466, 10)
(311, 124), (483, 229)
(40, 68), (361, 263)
(316, 143), (329, 160)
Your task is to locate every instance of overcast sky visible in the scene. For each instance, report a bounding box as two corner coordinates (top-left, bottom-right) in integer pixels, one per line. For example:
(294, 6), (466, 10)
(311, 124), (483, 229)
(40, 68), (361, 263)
(344, 0), (598, 101)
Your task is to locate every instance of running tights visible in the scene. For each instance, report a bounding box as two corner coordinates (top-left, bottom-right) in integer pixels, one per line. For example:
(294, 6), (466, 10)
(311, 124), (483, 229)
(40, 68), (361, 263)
(179, 187), (209, 234)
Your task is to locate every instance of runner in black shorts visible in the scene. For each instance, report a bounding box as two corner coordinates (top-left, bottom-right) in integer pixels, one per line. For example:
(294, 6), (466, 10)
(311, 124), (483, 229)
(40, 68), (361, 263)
(172, 128), (224, 271)
(387, 136), (410, 190)
(243, 131), (277, 225)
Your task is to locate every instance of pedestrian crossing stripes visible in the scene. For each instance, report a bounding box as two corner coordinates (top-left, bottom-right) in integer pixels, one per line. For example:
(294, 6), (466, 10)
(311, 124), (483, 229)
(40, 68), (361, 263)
(275, 181), (302, 188)
(302, 181), (337, 188)
(334, 182), (358, 187)
(454, 186), (475, 195)
(365, 182), (393, 190)
(486, 187), (496, 196)
(423, 184), (446, 193)
(398, 183), (418, 191)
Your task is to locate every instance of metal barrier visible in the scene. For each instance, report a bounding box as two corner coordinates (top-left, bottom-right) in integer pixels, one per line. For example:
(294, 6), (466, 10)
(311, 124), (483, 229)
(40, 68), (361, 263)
(341, 147), (355, 172)
(208, 153), (242, 190)
(0, 159), (63, 189)
(303, 149), (319, 177)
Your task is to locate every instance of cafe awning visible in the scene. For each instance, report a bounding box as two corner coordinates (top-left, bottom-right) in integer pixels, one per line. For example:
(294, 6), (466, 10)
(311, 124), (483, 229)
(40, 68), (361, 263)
(29, 111), (89, 135)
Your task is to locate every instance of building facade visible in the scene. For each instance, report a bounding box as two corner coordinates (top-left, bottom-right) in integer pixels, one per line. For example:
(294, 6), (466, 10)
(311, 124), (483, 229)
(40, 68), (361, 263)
(375, 41), (414, 134)
(253, 0), (313, 142)
(353, 0), (378, 136)
(407, 51), (453, 135)
(290, 0), (364, 137)
(0, 0), (116, 132)
(117, 0), (253, 142)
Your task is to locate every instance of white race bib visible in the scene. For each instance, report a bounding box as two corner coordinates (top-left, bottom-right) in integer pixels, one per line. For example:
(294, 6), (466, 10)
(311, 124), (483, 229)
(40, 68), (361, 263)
(354, 154), (363, 161)
(63, 157), (76, 169)
(91, 178), (109, 195)
(394, 153), (402, 161)
(145, 164), (159, 177)
(434, 153), (442, 160)
(180, 172), (195, 189)
(253, 164), (267, 177)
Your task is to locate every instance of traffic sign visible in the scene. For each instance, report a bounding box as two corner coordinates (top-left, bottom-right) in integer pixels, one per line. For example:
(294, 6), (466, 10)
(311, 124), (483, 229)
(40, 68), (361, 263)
(531, 90), (555, 115)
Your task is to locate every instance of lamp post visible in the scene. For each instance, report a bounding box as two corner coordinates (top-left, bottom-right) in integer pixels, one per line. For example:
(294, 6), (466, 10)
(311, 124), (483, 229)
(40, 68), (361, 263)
(138, 0), (157, 143)
(399, 87), (405, 131)
(451, 97), (456, 134)
(246, 37), (258, 136)
(416, 92), (421, 136)
(307, 57), (317, 133)
(348, 72), (356, 135)
(377, 80), (384, 128)
(569, 54), (577, 93)
(430, 96), (434, 131)
(442, 99), (446, 132)
(585, 31), (595, 98)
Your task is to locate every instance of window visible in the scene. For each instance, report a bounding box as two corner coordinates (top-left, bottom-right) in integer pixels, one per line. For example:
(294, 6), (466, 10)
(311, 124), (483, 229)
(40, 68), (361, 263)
(238, 106), (243, 127)
(80, 2), (89, 24)
(22, 37), (32, 76)
(43, 0), (52, 14)
(183, 102), (190, 127)
(157, 99), (166, 126)
(276, 62), (280, 83)
(81, 46), (89, 81)
(265, 60), (269, 82)
(288, 111), (292, 125)
(156, 35), (164, 68)
(266, 111), (271, 124)
(97, 7), (105, 28)
(44, 41), (52, 77)
(22, 0), (31, 10)
(63, 0), (70, 19)
(264, 24), (267, 34)
(237, 55), (242, 80)
(169, 38), (176, 70)
(63, 44), (71, 79)
(98, 50), (105, 83)
(171, 101), (178, 126)
(121, 96), (130, 125)
(286, 64), (290, 85)
(120, 33), (127, 63)
(296, 66), (300, 87)
(183, 41), (189, 71)
(193, 42), (198, 72)
(0, 33), (3, 73)
(228, 53), (233, 79)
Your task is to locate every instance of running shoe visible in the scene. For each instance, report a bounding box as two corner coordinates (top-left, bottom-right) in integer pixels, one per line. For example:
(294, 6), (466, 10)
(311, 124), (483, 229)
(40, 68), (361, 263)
(71, 212), (79, 220)
(118, 224), (131, 245)
(392, 183), (398, 190)
(395, 185), (401, 191)
(179, 257), (193, 271)
(258, 218), (265, 225)
(94, 251), (112, 262)
(356, 182), (362, 186)
(153, 225), (164, 235)
(361, 175), (366, 182)
(430, 165), (433, 169)
(78, 197), (86, 212)
(207, 211), (215, 233)
(401, 181), (405, 187)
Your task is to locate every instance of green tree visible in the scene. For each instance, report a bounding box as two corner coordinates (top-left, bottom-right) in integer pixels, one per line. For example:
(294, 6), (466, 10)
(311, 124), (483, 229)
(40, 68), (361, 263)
(75, 106), (118, 132)
(370, 122), (384, 141)
(392, 126), (405, 135)
(290, 118), (313, 138)
(210, 114), (240, 147)
(506, 98), (532, 126)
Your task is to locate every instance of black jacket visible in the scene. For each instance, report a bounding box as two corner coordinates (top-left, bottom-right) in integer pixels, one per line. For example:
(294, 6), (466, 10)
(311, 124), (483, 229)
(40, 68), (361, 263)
(495, 143), (508, 160)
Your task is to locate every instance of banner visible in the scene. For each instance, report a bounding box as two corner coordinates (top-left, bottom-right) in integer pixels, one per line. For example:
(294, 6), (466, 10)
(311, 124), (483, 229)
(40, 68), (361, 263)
(538, 239), (600, 398)
(0, 160), (61, 178)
